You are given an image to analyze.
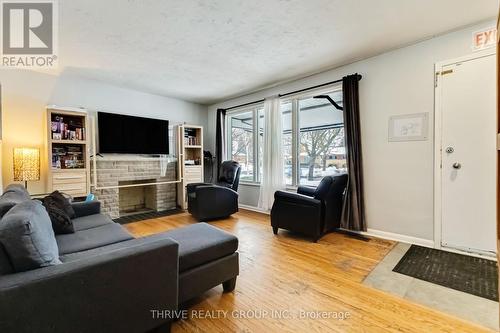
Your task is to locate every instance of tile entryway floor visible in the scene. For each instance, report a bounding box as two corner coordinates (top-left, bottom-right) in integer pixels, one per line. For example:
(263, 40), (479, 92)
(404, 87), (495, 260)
(363, 243), (499, 331)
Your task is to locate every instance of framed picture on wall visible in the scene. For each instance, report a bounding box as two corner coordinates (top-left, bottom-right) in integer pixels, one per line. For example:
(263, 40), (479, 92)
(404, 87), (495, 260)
(388, 112), (429, 142)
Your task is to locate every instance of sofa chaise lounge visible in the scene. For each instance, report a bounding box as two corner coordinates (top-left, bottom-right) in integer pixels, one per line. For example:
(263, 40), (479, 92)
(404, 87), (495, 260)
(0, 185), (239, 333)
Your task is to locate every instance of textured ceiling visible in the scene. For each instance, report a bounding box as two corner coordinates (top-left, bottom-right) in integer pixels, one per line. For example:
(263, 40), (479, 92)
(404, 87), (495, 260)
(55, 0), (497, 104)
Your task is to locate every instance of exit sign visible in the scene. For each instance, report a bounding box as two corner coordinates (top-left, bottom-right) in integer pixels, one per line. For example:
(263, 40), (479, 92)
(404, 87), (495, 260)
(472, 27), (497, 51)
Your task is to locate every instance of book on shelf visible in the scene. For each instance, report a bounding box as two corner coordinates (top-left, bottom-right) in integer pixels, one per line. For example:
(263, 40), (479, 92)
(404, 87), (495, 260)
(52, 156), (84, 169)
(184, 159), (201, 166)
(51, 116), (85, 141)
(51, 145), (85, 169)
(184, 128), (199, 146)
(184, 136), (199, 146)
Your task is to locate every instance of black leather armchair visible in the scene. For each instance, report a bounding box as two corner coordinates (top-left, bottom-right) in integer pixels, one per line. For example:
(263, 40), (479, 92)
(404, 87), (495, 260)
(186, 161), (241, 221)
(270, 174), (348, 242)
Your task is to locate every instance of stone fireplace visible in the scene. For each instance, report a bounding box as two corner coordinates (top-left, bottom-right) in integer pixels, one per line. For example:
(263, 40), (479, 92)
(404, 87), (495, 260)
(118, 180), (158, 215)
(92, 156), (177, 219)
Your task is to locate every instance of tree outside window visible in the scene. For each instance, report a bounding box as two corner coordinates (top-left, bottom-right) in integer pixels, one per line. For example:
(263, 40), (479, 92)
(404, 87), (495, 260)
(298, 91), (346, 186)
(230, 111), (254, 182)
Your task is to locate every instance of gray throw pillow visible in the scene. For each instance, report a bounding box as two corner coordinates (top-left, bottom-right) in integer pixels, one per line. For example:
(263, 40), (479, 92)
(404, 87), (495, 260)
(4, 183), (30, 196)
(0, 184), (31, 218)
(0, 200), (61, 272)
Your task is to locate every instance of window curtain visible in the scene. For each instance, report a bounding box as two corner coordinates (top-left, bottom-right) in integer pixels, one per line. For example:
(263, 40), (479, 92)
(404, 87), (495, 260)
(215, 108), (227, 179)
(340, 74), (366, 231)
(258, 96), (285, 211)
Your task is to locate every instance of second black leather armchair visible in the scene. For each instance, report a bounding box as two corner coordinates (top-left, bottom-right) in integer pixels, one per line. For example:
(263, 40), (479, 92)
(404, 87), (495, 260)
(187, 161), (241, 221)
(270, 174), (348, 242)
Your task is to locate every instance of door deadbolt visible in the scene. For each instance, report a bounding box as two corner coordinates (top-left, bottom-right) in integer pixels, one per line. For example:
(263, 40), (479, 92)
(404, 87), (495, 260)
(445, 147), (454, 154)
(452, 162), (461, 169)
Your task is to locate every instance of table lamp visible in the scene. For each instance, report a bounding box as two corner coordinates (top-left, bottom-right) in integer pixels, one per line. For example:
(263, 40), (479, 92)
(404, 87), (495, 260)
(13, 147), (40, 190)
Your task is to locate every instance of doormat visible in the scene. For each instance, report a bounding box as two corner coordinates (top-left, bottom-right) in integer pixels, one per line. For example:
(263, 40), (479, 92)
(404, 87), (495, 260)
(113, 209), (183, 225)
(393, 245), (498, 301)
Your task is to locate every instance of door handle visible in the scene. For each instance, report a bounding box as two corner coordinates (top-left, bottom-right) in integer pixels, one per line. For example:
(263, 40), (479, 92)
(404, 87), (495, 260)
(452, 162), (461, 169)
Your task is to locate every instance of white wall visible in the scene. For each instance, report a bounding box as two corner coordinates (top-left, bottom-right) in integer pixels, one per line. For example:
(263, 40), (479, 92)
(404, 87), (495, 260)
(207, 21), (497, 242)
(0, 70), (208, 194)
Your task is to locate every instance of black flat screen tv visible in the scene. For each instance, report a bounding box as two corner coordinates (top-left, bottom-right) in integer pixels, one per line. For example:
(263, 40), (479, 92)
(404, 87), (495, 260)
(98, 112), (169, 154)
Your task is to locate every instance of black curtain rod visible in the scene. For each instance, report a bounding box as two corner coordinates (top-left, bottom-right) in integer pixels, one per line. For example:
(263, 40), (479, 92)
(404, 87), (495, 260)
(225, 99), (265, 111)
(224, 74), (361, 111)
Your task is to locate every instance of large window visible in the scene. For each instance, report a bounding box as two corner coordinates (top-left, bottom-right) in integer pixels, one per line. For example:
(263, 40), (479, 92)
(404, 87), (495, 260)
(227, 87), (345, 186)
(284, 88), (346, 187)
(227, 105), (263, 182)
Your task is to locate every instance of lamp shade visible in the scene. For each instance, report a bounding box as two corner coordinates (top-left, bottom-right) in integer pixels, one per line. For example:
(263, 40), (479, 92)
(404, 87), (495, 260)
(13, 148), (40, 182)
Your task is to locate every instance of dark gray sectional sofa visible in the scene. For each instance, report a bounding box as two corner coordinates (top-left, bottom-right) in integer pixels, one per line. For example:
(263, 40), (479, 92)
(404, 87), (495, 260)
(0, 185), (239, 333)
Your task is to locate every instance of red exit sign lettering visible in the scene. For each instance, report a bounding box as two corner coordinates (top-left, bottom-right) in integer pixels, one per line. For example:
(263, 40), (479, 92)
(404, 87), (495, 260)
(472, 27), (497, 51)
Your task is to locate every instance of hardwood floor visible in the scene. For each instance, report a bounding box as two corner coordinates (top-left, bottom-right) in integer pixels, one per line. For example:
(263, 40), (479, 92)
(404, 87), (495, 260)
(124, 209), (494, 333)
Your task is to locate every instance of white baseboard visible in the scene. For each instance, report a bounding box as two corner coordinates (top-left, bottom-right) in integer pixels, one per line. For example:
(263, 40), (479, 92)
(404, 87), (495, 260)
(361, 229), (434, 248)
(239, 204), (269, 214)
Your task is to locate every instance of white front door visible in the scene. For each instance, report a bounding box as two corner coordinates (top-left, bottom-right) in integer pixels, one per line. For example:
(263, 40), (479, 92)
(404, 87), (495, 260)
(437, 53), (496, 255)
